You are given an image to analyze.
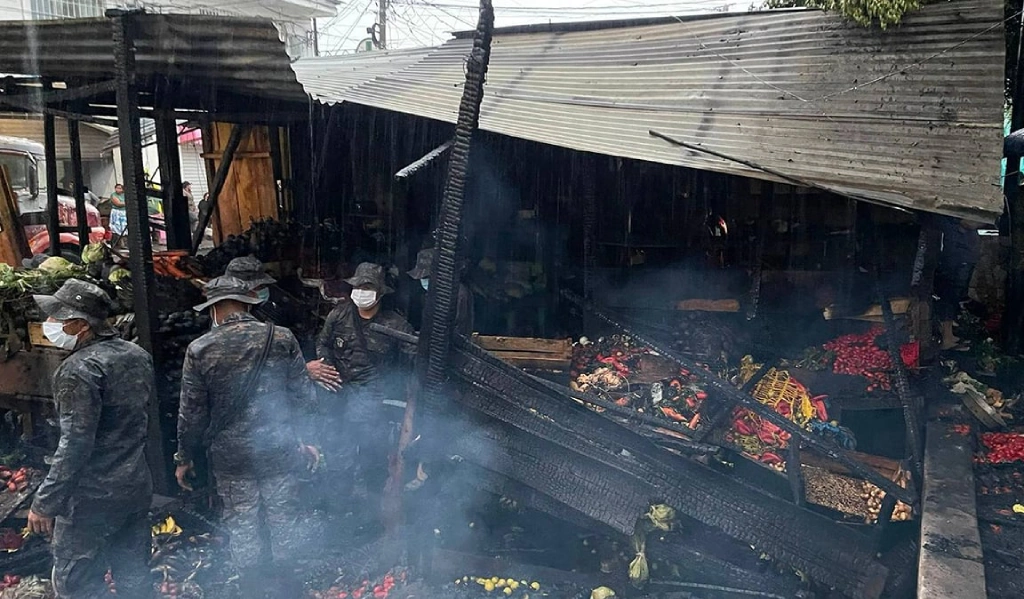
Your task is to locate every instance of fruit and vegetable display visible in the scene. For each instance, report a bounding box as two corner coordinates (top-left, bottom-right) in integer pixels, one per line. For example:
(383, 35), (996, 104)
(569, 336), (710, 428)
(310, 570), (408, 599)
(980, 433), (1024, 464)
(0, 467), (29, 495)
(822, 328), (918, 392)
(724, 367), (844, 469)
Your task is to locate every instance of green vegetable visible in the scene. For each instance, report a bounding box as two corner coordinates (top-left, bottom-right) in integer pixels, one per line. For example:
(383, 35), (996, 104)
(81, 243), (107, 265)
(38, 256), (73, 274)
(108, 267), (131, 283)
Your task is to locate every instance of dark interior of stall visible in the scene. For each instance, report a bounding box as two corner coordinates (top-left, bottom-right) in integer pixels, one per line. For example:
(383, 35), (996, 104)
(303, 103), (931, 463)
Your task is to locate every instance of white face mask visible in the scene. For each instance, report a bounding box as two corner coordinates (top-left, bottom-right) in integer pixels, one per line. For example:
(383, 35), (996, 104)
(420, 279), (429, 291)
(43, 321), (79, 350)
(255, 288), (271, 304)
(350, 289), (378, 310)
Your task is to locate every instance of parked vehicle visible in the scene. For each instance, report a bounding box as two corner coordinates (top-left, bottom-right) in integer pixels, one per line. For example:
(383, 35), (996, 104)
(0, 135), (105, 260)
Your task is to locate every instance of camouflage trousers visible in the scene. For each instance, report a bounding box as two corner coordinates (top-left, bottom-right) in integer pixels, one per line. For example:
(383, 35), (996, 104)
(214, 469), (304, 570)
(51, 508), (152, 599)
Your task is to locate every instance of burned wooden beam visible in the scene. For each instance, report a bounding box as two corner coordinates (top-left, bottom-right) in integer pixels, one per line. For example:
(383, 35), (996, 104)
(447, 340), (890, 598)
(394, 139), (453, 180)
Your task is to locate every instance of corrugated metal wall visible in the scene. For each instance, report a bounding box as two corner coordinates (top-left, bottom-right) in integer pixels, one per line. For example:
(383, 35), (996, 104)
(0, 114), (113, 159)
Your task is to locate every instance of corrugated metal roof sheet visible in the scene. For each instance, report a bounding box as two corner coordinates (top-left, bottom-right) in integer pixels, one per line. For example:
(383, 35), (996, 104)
(294, 1), (1007, 220)
(0, 14), (307, 105)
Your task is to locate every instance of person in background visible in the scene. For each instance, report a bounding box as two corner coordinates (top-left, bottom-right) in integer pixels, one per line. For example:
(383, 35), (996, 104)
(83, 186), (101, 208)
(315, 279), (385, 513)
(29, 279), (154, 599)
(407, 248), (475, 337)
(183, 182), (199, 234)
(108, 183), (127, 248)
(935, 217), (982, 350)
(224, 256), (342, 389)
(175, 277), (317, 598)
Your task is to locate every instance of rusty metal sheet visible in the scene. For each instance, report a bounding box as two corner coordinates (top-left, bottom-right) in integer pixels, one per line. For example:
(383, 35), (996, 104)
(295, 1), (1006, 221)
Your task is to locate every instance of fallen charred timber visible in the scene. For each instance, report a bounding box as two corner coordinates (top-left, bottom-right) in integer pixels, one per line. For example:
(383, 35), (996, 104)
(440, 337), (894, 599)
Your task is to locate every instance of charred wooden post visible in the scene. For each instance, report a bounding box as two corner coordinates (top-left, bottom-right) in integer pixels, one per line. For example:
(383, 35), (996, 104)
(154, 113), (190, 250)
(43, 110), (59, 256)
(110, 8), (168, 494)
(67, 118), (90, 248)
(786, 441), (805, 506)
(420, 0), (494, 408)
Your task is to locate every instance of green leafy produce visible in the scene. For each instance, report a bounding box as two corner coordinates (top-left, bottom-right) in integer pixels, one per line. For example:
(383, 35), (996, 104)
(81, 243), (108, 265)
(38, 256), (74, 274)
(764, 0), (927, 29)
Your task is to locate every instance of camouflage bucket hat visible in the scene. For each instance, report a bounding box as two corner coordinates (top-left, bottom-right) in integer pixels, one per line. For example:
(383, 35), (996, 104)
(225, 256), (276, 289)
(345, 262), (393, 294)
(194, 276), (262, 311)
(33, 278), (115, 335)
(407, 248), (435, 280)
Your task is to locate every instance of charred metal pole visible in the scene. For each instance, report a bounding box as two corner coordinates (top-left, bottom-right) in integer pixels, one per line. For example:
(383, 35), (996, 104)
(154, 113), (189, 250)
(43, 111), (60, 256)
(67, 118), (90, 247)
(111, 8), (168, 494)
(1007, 3), (1024, 354)
(420, 0), (495, 407)
(191, 124), (250, 254)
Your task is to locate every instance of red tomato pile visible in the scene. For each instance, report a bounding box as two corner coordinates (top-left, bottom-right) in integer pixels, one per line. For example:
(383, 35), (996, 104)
(823, 329), (918, 392)
(311, 570), (404, 599)
(981, 433), (1024, 464)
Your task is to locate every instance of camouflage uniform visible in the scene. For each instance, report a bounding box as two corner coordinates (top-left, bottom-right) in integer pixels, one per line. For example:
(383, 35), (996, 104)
(364, 309), (417, 375)
(315, 298), (387, 502)
(177, 309), (316, 576)
(32, 280), (154, 599)
(407, 248), (475, 337)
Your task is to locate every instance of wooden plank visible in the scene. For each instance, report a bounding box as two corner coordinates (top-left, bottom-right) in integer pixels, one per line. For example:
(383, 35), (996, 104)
(675, 298), (741, 312)
(474, 335), (572, 355)
(207, 123), (278, 242)
(489, 351), (570, 371)
(802, 449), (902, 480)
(823, 298), (912, 321)
(200, 151), (272, 159)
(0, 350), (65, 399)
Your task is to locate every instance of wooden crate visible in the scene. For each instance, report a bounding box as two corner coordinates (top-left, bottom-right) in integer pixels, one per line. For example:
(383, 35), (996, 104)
(474, 335), (572, 371)
(27, 322), (58, 349)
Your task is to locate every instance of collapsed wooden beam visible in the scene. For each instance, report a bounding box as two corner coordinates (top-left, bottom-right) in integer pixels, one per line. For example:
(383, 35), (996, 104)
(448, 340), (890, 599)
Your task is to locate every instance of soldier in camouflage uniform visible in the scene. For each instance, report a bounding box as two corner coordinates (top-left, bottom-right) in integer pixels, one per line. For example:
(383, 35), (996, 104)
(175, 276), (317, 597)
(407, 248), (475, 337)
(347, 263), (417, 377)
(30, 279), (154, 599)
(226, 256), (342, 390)
(315, 273), (386, 510)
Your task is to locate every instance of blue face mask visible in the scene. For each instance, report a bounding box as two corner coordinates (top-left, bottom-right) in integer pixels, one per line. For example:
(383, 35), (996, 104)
(255, 288), (271, 304)
(420, 279), (429, 291)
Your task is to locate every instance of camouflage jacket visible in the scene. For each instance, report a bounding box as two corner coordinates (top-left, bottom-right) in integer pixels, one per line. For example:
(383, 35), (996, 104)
(33, 336), (154, 518)
(178, 313), (316, 474)
(315, 299), (380, 387)
(364, 309), (417, 372)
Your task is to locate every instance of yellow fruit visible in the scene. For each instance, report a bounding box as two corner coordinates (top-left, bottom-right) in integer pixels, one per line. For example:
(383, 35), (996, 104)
(531, 582), (541, 590)
(484, 581), (495, 592)
(503, 588), (513, 596)
(508, 581), (519, 590)
(497, 579), (506, 587)
(491, 577), (499, 584)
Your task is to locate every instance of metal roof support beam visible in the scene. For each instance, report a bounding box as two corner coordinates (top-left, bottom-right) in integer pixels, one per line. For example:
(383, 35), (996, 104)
(42, 108), (60, 257)
(191, 123), (251, 255)
(111, 8), (168, 494)
(394, 139), (453, 180)
(155, 113), (190, 250)
(67, 119), (89, 247)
